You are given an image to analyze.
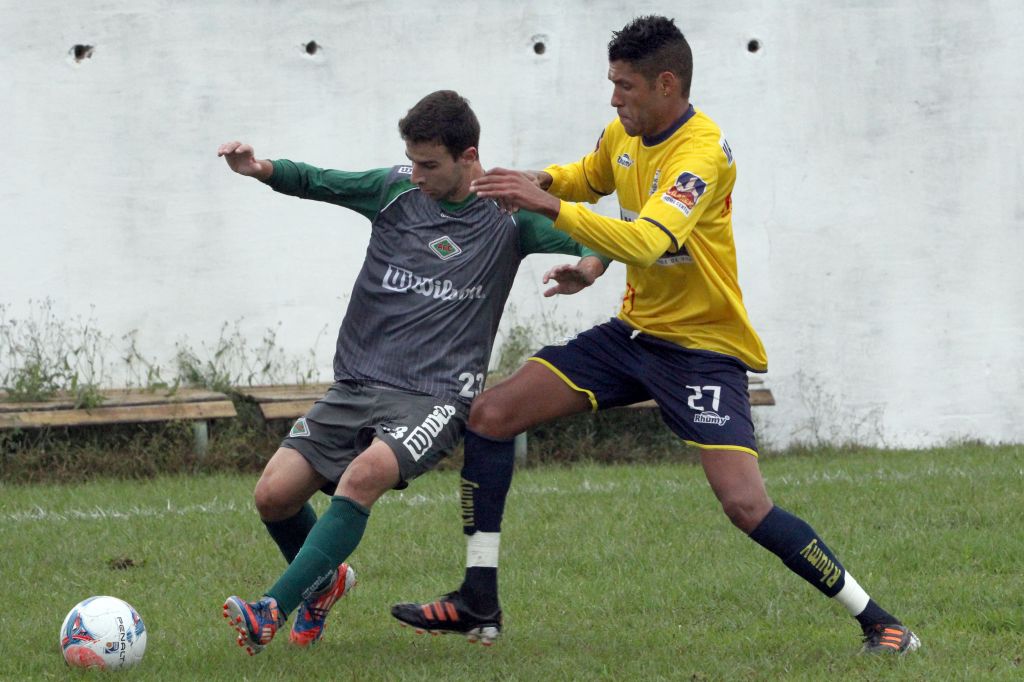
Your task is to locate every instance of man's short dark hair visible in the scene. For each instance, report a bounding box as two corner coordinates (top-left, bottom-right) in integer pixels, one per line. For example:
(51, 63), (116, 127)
(608, 15), (693, 98)
(398, 90), (480, 159)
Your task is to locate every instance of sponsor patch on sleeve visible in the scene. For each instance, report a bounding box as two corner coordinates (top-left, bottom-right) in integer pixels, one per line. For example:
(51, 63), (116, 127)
(661, 172), (707, 216)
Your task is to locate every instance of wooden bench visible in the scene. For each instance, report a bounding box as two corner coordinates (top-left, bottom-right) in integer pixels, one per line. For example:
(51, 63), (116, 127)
(234, 378), (774, 464)
(233, 383), (333, 421)
(0, 388), (237, 456)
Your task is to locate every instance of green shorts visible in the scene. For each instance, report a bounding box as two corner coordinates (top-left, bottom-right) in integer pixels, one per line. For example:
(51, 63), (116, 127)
(280, 380), (468, 491)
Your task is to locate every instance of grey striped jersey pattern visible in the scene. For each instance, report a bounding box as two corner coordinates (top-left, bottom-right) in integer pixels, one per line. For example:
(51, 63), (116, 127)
(332, 166), (523, 405)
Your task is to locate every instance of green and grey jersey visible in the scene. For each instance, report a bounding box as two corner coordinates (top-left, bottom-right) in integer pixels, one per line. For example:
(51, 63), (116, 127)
(268, 160), (607, 406)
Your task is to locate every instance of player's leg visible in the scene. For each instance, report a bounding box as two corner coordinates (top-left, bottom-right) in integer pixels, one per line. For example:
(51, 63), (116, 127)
(646, 341), (918, 654)
(226, 386), (466, 654)
(392, 320), (647, 642)
(225, 440), (394, 655)
(465, 362), (591, 603)
(254, 446), (331, 563)
(391, 362), (589, 643)
(701, 449), (919, 653)
(263, 438), (397, 617)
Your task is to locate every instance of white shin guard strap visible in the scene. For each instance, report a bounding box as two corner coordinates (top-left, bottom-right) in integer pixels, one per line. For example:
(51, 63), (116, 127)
(466, 532), (501, 568)
(835, 572), (871, 616)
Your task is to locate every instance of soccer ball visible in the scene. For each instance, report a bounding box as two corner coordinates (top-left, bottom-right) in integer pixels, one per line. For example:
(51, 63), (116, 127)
(60, 596), (147, 670)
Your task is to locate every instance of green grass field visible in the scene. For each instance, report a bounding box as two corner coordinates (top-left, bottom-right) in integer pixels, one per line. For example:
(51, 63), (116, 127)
(1, 444), (1021, 680)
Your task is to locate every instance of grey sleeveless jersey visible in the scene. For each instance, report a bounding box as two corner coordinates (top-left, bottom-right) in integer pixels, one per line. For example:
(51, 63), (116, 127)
(333, 166), (522, 405)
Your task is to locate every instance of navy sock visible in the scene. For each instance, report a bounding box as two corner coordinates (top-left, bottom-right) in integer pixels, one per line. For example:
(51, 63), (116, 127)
(855, 599), (900, 629)
(263, 502), (317, 563)
(748, 505), (848, 598)
(458, 429), (514, 613)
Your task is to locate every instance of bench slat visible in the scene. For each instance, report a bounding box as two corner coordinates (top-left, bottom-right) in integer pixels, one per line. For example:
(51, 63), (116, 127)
(259, 400), (321, 421)
(235, 384), (332, 403)
(0, 400), (237, 429)
(0, 387), (232, 413)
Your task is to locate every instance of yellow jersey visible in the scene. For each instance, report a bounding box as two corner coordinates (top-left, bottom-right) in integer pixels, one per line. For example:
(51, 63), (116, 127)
(545, 106), (767, 371)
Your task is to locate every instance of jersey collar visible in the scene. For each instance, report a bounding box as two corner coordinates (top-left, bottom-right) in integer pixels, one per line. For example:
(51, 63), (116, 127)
(641, 104), (696, 147)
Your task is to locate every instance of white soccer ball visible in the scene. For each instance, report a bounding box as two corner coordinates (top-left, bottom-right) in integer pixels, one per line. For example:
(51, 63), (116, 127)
(60, 596), (147, 670)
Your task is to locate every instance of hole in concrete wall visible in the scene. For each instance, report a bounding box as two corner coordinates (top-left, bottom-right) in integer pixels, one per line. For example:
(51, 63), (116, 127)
(71, 44), (94, 62)
(747, 39), (761, 53)
(530, 33), (549, 56)
(305, 40), (319, 55)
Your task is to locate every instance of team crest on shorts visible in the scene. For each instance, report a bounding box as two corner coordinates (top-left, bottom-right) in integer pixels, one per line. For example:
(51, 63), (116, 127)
(662, 172), (707, 215)
(289, 417), (310, 437)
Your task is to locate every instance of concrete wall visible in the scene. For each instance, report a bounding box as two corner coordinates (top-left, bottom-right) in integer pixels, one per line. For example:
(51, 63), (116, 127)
(2, 0), (1021, 447)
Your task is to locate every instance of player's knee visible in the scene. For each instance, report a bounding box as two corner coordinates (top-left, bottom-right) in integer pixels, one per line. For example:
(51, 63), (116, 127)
(467, 392), (517, 438)
(718, 495), (771, 534)
(253, 479), (298, 522)
(336, 456), (393, 505)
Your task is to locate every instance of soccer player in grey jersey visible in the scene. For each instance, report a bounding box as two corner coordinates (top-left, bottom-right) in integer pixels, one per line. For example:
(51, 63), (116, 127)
(217, 90), (609, 655)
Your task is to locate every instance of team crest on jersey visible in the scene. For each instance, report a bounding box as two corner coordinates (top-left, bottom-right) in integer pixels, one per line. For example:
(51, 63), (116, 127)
(289, 417), (310, 438)
(429, 236), (463, 260)
(616, 152), (633, 168)
(662, 172), (707, 215)
(397, 165), (412, 174)
(649, 169), (661, 196)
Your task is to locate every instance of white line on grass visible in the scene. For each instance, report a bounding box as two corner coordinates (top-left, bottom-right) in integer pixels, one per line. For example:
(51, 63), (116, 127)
(2, 464), (1016, 524)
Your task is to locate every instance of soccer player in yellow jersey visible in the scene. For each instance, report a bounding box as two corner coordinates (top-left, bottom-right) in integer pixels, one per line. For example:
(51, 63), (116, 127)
(392, 16), (919, 654)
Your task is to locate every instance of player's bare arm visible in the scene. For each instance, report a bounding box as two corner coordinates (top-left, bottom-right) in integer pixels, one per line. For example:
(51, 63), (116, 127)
(542, 255), (607, 298)
(217, 141), (274, 181)
(471, 168), (560, 220)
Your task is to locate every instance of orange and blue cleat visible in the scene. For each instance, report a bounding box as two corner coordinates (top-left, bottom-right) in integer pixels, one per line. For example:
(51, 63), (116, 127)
(222, 595), (285, 655)
(289, 563), (357, 648)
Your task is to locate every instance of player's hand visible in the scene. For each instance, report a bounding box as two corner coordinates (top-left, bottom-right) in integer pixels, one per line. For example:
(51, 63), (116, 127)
(541, 259), (603, 297)
(471, 168), (561, 219)
(217, 141), (269, 178)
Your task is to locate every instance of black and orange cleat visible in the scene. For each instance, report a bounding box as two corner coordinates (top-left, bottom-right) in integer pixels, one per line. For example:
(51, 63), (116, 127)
(391, 591), (502, 645)
(222, 595), (285, 655)
(861, 623), (921, 654)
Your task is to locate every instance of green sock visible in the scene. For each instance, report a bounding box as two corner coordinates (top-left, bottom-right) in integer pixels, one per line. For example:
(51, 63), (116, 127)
(265, 495), (369, 615)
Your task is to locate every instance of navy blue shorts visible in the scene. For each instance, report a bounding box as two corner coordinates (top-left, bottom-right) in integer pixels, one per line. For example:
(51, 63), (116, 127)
(531, 318), (760, 456)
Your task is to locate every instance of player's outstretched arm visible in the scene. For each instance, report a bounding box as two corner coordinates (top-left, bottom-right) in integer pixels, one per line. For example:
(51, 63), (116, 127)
(541, 255), (606, 297)
(217, 141), (274, 181)
(471, 168), (560, 219)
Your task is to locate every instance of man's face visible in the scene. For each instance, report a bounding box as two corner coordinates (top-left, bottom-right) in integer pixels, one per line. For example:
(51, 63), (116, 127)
(405, 140), (473, 202)
(608, 60), (666, 137)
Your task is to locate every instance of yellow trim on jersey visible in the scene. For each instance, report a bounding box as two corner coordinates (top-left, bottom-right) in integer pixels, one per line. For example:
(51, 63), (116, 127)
(526, 357), (599, 412)
(544, 110), (767, 372)
(683, 440), (760, 458)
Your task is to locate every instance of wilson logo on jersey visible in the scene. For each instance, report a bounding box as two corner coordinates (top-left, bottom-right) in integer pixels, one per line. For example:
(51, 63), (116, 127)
(404, 404), (457, 460)
(662, 172), (707, 215)
(428, 236), (462, 260)
(616, 153), (633, 168)
(382, 264), (484, 300)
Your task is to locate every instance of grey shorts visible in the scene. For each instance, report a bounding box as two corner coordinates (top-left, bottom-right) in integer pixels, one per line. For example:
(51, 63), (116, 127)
(280, 380), (468, 492)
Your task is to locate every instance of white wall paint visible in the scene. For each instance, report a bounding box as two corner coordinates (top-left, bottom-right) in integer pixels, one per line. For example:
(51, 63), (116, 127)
(2, 1), (1021, 447)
